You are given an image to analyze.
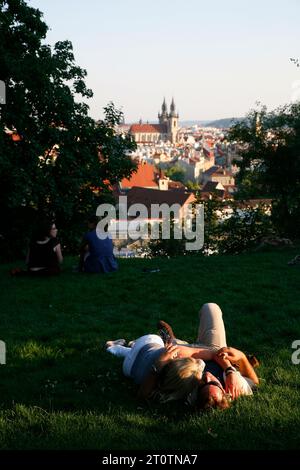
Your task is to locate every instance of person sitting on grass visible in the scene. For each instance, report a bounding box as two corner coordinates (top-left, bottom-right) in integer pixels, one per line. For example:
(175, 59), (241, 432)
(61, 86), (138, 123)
(106, 304), (259, 406)
(79, 215), (118, 274)
(11, 220), (63, 277)
(157, 302), (260, 410)
(26, 220), (63, 276)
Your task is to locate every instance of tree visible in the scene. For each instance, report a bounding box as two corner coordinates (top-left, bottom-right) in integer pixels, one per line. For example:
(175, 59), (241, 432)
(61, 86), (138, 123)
(147, 218), (187, 258)
(198, 194), (223, 255)
(0, 0), (137, 260)
(164, 165), (186, 183)
(186, 180), (200, 191)
(229, 103), (300, 238)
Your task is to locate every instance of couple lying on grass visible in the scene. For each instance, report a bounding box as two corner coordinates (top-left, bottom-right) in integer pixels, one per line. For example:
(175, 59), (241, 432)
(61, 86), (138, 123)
(106, 303), (260, 410)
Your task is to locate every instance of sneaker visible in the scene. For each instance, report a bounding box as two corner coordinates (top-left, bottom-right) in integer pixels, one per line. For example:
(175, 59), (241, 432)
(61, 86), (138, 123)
(157, 320), (175, 345)
(105, 339), (126, 349)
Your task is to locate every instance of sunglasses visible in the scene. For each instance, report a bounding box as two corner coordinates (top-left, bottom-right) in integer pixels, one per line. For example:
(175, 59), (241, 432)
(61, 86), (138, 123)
(198, 380), (225, 393)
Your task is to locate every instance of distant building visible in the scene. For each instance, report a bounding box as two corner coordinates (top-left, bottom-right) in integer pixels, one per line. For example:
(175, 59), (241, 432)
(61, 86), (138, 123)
(126, 186), (195, 213)
(129, 98), (179, 144)
(119, 161), (168, 191)
(201, 165), (235, 186)
(200, 181), (230, 200)
(177, 152), (215, 183)
(117, 161), (186, 193)
(110, 186), (196, 238)
(177, 157), (204, 182)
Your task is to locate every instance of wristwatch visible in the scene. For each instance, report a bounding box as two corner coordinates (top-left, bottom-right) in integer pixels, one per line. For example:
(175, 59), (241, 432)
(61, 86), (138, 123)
(225, 366), (236, 376)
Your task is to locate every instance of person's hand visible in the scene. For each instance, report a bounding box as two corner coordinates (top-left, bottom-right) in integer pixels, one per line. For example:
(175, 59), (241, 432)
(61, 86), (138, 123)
(217, 347), (245, 363)
(156, 344), (180, 370)
(225, 371), (243, 400)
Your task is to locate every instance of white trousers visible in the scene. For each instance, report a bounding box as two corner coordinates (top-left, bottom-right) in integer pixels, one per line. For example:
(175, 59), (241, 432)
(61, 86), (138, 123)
(107, 334), (164, 377)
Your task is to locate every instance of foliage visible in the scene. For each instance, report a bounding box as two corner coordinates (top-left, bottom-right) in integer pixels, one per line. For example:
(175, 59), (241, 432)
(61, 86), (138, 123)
(201, 195), (223, 254)
(145, 195), (275, 258)
(147, 219), (187, 258)
(185, 180), (200, 191)
(0, 0), (137, 260)
(228, 103), (300, 238)
(195, 194), (276, 255)
(215, 202), (275, 254)
(164, 164), (186, 183)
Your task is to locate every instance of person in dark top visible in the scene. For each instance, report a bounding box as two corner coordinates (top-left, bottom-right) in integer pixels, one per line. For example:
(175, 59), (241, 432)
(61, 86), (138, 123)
(27, 220), (63, 276)
(79, 215), (118, 274)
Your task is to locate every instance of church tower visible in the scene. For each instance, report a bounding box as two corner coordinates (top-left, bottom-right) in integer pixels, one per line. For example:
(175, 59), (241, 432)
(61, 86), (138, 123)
(158, 98), (168, 125)
(168, 97), (179, 144)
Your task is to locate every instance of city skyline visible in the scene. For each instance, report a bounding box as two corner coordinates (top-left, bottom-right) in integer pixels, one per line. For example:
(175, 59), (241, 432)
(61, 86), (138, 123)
(29, 0), (300, 122)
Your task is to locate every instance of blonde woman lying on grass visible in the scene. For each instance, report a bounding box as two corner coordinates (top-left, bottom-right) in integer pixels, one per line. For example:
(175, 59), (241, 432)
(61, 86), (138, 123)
(106, 303), (259, 409)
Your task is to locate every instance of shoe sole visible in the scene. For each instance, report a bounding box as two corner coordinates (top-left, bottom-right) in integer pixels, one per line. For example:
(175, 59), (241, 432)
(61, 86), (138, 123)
(105, 339), (126, 348)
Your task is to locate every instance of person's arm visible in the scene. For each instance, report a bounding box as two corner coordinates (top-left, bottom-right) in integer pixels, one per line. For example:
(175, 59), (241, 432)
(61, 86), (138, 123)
(216, 347), (259, 385)
(137, 368), (159, 399)
(54, 243), (63, 264)
(79, 237), (89, 272)
(237, 356), (259, 385)
(172, 345), (256, 397)
(138, 344), (180, 399)
(175, 345), (214, 361)
(212, 351), (245, 399)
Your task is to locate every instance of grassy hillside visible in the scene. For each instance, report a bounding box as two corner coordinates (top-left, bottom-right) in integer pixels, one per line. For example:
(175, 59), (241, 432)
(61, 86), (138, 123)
(0, 247), (300, 451)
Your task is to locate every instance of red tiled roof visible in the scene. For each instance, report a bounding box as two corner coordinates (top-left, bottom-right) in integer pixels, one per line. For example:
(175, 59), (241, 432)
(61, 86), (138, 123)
(130, 124), (167, 134)
(213, 168), (233, 177)
(125, 187), (196, 213)
(168, 181), (186, 191)
(120, 162), (160, 189)
(202, 166), (233, 177)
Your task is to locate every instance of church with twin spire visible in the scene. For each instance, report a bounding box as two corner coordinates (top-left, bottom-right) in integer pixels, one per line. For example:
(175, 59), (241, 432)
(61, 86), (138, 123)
(129, 98), (179, 144)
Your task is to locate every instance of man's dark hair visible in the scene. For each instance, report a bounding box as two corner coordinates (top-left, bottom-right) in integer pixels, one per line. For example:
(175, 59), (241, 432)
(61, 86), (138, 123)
(195, 385), (231, 411)
(87, 215), (99, 225)
(32, 220), (54, 241)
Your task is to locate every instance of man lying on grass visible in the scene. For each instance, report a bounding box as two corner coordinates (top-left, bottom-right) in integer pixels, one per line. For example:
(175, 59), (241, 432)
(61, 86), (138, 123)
(106, 303), (259, 410)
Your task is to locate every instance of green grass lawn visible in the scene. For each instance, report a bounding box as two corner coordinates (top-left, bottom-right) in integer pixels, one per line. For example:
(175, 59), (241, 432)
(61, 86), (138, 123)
(1, 247), (300, 451)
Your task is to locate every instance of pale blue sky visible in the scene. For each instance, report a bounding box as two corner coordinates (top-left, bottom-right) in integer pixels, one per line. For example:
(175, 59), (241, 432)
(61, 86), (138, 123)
(29, 0), (300, 122)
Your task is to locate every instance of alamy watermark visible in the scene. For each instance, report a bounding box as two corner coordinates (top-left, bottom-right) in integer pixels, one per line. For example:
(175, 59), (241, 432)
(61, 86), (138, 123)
(291, 340), (300, 365)
(95, 196), (204, 250)
(0, 341), (6, 365)
(0, 80), (6, 105)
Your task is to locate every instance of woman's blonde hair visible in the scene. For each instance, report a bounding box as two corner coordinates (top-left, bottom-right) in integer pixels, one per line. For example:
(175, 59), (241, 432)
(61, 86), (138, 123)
(157, 357), (201, 403)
